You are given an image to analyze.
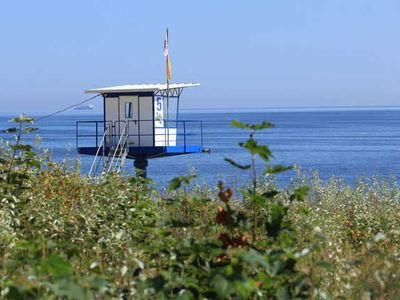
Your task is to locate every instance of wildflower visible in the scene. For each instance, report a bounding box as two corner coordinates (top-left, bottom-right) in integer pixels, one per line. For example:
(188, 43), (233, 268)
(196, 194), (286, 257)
(314, 226), (322, 233)
(374, 232), (386, 242)
(295, 248), (310, 258)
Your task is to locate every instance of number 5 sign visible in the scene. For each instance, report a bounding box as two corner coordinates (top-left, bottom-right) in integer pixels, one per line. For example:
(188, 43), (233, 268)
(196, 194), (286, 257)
(154, 97), (164, 127)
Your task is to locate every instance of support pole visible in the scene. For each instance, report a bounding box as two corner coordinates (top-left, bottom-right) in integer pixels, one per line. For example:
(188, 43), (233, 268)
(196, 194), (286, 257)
(134, 156), (149, 178)
(165, 28), (170, 146)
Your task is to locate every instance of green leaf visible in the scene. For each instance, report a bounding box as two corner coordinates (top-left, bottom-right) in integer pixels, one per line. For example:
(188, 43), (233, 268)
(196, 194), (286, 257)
(234, 279), (257, 298)
(289, 186), (310, 202)
(169, 179), (181, 190)
(297, 204), (310, 216)
(0, 127), (17, 133)
(231, 120), (249, 129)
(10, 114), (34, 124)
(250, 194), (267, 206)
(211, 274), (231, 298)
(262, 190), (279, 199)
(276, 286), (291, 300)
(266, 165), (292, 174)
(11, 144), (32, 152)
(249, 121), (275, 130)
(253, 144), (273, 161)
(146, 275), (166, 292)
(22, 127), (38, 134)
(266, 260), (286, 277)
(42, 254), (73, 277)
(265, 202), (288, 239)
(241, 249), (268, 268)
(7, 172), (29, 184)
(49, 279), (88, 300)
(239, 139), (273, 161)
(168, 175), (196, 191)
(15, 240), (38, 252)
(231, 120), (275, 131)
(29, 159), (41, 169)
(224, 158), (251, 170)
(182, 175), (197, 184)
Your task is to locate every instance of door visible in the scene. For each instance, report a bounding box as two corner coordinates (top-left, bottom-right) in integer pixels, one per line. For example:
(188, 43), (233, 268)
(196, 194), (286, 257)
(119, 96), (139, 146)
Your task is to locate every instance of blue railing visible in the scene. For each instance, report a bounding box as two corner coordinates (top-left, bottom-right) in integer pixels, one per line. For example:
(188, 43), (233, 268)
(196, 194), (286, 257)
(76, 119), (204, 151)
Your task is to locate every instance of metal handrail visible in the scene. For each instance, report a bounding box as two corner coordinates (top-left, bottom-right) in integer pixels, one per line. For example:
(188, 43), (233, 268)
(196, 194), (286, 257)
(76, 119), (203, 150)
(114, 132), (129, 173)
(88, 123), (111, 177)
(76, 120), (112, 149)
(106, 122), (128, 173)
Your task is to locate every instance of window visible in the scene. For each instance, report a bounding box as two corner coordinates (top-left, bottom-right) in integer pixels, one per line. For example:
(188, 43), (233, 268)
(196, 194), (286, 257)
(125, 102), (133, 119)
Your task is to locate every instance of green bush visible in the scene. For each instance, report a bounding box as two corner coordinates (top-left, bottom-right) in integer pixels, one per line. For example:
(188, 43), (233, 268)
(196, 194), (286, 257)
(0, 116), (399, 299)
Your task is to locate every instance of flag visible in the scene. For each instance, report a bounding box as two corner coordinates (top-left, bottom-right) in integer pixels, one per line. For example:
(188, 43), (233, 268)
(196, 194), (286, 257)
(163, 31), (169, 57)
(166, 56), (172, 81)
(163, 30), (172, 81)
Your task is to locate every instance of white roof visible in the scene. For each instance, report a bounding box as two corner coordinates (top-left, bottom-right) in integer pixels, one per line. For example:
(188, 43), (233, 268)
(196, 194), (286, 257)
(86, 83), (200, 94)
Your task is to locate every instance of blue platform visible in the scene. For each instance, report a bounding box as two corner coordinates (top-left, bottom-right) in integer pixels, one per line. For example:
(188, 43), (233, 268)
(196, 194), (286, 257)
(77, 145), (203, 159)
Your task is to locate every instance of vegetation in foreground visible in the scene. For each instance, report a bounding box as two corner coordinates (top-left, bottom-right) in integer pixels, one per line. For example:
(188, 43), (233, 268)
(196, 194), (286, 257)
(0, 115), (399, 299)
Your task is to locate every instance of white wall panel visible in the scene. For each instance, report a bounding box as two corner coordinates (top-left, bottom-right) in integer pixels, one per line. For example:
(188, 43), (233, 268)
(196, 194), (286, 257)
(139, 96), (154, 147)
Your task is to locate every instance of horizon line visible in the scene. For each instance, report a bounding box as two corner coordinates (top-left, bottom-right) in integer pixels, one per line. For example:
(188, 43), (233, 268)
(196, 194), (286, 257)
(2, 104), (400, 116)
(180, 104), (400, 111)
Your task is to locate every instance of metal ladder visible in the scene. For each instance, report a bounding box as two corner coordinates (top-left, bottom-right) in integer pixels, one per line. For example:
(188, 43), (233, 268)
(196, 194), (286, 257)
(88, 122), (129, 178)
(88, 123), (111, 178)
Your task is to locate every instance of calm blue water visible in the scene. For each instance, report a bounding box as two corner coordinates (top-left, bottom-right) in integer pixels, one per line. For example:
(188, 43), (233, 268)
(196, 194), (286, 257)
(1, 108), (400, 188)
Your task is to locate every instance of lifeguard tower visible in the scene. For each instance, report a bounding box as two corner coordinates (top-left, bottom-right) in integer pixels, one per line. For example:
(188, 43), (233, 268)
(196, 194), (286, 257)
(75, 83), (204, 177)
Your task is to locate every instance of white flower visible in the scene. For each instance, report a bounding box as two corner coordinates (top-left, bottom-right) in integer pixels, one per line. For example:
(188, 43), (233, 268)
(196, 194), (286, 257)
(134, 258), (145, 270)
(374, 232), (386, 242)
(314, 226), (322, 233)
(295, 248), (310, 258)
(121, 265), (128, 276)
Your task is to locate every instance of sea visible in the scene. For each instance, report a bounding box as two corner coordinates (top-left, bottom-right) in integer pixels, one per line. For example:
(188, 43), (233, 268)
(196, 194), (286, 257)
(1, 107), (400, 189)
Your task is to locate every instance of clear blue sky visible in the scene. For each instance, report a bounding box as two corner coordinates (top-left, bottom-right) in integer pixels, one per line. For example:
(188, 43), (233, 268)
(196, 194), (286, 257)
(1, 0), (400, 113)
